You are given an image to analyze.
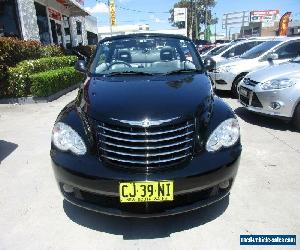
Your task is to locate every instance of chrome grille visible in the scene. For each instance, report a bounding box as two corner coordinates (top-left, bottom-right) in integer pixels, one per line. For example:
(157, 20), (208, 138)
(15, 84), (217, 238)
(97, 120), (195, 171)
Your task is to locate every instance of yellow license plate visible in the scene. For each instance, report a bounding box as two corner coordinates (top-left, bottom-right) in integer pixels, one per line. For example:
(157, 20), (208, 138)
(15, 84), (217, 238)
(119, 181), (174, 203)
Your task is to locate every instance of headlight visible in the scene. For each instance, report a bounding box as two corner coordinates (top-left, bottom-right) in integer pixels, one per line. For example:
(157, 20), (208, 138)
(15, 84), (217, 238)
(261, 78), (296, 90)
(206, 118), (240, 152)
(52, 122), (87, 155)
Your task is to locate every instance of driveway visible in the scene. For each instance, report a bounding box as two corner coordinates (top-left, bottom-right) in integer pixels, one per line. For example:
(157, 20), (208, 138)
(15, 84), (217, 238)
(0, 90), (299, 250)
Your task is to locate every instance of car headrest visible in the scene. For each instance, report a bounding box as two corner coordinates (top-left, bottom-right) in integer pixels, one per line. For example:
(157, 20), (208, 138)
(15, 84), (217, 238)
(117, 49), (132, 63)
(160, 47), (174, 61)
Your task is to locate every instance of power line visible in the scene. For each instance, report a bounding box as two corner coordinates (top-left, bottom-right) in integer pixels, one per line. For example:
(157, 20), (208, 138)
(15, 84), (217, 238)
(96, 0), (169, 14)
(116, 5), (169, 14)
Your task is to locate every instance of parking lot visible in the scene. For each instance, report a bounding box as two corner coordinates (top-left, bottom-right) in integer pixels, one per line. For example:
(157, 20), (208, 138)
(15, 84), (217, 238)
(0, 90), (299, 250)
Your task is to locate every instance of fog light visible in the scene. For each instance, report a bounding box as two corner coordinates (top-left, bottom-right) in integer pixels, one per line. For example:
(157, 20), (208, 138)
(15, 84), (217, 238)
(270, 102), (281, 110)
(219, 180), (230, 189)
(62, 184), (74, 193)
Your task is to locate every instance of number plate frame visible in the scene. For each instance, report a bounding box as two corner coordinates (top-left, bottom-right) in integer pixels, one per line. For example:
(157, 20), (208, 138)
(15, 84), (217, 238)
(119, 181), (174, 203)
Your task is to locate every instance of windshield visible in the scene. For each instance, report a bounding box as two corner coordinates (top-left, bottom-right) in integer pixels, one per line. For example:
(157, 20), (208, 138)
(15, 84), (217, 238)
(210, 44), (232, 56)
(90, 36), (203, 75)
(206, 45), (227, 56)
(240, 40), (281, 59)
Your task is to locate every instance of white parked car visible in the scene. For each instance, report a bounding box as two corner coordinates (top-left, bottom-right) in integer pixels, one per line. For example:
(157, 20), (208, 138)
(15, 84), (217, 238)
(238, 57), (300, 130)
(211, 37), (300, 97)
(209, 38), (269, 65)
(201, 43), (230, 58)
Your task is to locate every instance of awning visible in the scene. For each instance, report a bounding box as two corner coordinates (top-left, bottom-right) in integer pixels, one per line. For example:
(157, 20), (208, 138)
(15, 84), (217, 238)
(56, 0), (90, 16)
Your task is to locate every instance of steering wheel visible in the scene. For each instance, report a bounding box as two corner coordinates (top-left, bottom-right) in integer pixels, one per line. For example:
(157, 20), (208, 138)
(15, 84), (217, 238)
(107, 61), (132, 69)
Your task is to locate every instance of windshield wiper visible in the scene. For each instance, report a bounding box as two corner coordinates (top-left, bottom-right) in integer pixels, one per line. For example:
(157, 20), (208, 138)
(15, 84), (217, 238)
(103, 71), (155, 76)
(165, 69), (201, 75)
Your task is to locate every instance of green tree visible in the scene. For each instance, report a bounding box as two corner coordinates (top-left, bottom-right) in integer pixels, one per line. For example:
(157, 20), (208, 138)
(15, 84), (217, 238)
(169, 0), (217, 40)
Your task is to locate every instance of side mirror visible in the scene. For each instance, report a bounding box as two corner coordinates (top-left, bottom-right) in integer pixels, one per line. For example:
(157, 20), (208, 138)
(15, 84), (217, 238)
(267, 53), (278, 62)
(75, 60), (87, 73)
(228, 52), (235, 58)
(203, 57), (216, 71)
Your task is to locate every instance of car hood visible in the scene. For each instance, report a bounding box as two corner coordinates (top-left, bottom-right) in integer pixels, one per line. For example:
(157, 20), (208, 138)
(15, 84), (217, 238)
(247, 61), (300, 82)
(81, 74), (213, 123)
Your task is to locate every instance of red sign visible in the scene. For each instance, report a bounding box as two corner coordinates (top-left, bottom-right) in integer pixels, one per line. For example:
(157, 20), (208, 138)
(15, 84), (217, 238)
(56, 0), (66, 5)
(251, 10), (279, 16)
(48, 7), (61, 21)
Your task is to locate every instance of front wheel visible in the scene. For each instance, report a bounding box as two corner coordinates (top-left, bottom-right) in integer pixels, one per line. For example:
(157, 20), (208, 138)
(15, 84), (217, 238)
(231, 74), (245, 99)
(293, 103), (300, 131)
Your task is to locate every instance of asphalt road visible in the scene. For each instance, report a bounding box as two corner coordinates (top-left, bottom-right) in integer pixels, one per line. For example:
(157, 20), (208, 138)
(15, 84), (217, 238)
(0, 90), (299, 250)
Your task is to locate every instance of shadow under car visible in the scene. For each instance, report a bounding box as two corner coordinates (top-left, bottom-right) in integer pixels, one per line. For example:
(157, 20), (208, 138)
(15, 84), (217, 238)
(63, 195), (229, 239)
(0, 140), (18, 164)
(234, 107), (296, 132)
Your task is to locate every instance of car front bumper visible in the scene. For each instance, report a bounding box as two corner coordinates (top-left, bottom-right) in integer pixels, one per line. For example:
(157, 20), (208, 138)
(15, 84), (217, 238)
(210, 71), (236, 91)
(238, 82), (298, 119)
(51, 145), (241, 217)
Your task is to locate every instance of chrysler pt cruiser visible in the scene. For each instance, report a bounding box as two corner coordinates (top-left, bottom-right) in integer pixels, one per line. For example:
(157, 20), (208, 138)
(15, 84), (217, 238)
(51, 34), (242, 217)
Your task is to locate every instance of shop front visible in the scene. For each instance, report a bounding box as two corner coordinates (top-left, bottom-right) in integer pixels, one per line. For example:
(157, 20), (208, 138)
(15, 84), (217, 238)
(14, 0), (90, 47)
(34, 0), (89, 48)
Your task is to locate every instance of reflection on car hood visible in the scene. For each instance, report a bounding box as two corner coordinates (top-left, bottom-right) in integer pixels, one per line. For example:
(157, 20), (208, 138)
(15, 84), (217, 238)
(247, 62), (300, 82)
(83, 74), (213, 123)
(215, 56), (242, 67)
(217, 57), (243, 67)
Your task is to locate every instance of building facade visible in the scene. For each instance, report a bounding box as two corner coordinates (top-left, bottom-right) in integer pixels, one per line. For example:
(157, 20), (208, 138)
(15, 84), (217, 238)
(98, 24), (150, 39)
(239, 10), (300, 38)
(0, 0), (98, 47)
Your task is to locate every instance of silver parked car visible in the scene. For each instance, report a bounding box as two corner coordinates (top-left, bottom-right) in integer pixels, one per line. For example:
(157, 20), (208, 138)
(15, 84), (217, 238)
(212, 37), (300, 97)
(238, 57), (300, 130)
(209, 39), (268, 65)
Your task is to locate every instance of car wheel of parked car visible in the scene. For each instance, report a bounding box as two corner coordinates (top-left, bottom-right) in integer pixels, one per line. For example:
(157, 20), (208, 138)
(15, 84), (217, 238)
(293, 103), (300, 131)
(231, 75), (244, 98)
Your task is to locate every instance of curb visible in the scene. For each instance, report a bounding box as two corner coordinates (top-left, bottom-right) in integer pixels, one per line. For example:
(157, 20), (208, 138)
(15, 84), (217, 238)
(0, 83), (81, 104)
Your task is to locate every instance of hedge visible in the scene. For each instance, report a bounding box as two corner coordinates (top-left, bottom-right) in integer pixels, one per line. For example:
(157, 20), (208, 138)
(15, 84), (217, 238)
(0, 37), (63, 97)
(7, 56), (78, 96)
(30, 67), (84, 97)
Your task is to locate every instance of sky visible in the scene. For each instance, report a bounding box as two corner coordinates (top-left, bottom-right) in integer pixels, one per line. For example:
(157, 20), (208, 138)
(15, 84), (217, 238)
(84, 0), (300, 34)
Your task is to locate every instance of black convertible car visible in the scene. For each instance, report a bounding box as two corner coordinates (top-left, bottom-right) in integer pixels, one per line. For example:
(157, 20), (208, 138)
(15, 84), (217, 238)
(50, 33), (241, 217)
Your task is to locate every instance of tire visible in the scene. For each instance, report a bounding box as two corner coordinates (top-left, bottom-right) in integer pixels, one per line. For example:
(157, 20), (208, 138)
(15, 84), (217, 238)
(293, 103), (300, 131)
(231, 74), (246, 99)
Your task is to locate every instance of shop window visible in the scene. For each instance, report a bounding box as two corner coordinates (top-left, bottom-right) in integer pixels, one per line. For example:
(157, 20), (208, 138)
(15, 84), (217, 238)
(87, 31), (98, 45)
(50, 20), (63, 46)
(62, 16), (71, 48)
(63, 16), (70, 35)
(0, 0), (21, 38)
(64, 28), (70, 35)
(76, 21), (82, 35)
(34, 2), (51, 44)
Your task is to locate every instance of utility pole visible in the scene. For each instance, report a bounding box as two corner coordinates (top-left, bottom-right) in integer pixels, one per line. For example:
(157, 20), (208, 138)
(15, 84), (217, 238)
(195, 4), (199, 39)
(214, 12), (217, 43)
(204, 0), (208, 40)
